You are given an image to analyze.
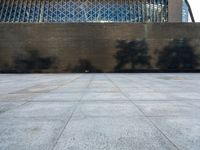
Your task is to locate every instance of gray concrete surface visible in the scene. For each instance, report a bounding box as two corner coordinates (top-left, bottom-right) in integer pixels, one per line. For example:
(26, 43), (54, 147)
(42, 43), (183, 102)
(0, 74), (200, 150)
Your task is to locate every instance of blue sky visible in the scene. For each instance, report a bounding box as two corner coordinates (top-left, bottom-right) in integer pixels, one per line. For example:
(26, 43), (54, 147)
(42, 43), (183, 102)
(188, 0), (200, 22)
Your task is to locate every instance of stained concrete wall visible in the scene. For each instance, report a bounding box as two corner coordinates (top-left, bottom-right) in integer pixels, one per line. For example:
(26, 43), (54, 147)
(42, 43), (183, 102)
(0, 23), (200, 73)
(168, 0), (183, 22)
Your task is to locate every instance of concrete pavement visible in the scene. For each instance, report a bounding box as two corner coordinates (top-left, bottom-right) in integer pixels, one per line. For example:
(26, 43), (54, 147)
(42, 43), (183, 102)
(0, 74), (200, 150)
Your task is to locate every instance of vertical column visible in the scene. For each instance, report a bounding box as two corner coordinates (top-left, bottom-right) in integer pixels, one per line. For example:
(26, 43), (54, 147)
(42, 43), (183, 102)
(8, 0), (14, 22)
(144, 0), (146, 22)
(66, 0), (69, 22)
(32, 0), (37, 22)
(39, 0), (45, 22)
(168, 0), (182, 22)
(149, 0), (151, 22)
(3, 0), (11, 22)
(51, 0), (54, 22)
(95, 0), (97, 22)
(46, 0), (50, 22)
(56, 0), (58, 22)
(17, 0), (24, 22)
(27, 0), (32, 22)
(13, 0), (20, 22)
(0, 0), (6, 21)
(152, 0), (155, 22)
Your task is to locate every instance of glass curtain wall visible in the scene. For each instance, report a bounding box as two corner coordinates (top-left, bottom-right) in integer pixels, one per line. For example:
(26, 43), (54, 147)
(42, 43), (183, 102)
(182, 0), (189, 22)
(0, 0), (168, 23)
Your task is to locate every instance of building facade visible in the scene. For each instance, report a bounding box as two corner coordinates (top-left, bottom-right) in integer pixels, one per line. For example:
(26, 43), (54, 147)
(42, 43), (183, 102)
(0, 0), (172, 23)
(1, 0), (198, 73)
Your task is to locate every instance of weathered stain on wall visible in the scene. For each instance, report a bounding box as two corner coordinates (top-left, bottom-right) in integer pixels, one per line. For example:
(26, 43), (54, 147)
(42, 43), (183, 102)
(0, 23), (200, 73)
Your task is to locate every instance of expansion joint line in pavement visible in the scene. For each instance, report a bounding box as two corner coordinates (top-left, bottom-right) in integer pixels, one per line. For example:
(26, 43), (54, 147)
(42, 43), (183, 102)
(49, 75), (83, 92)
(51, 74), (94, 150)
(35, 75), (83, 93)
(105, 74), (180, 150)
(10, 74), (82, 95)
(31, 75), (82, 101)
(1, 75), (83, 116)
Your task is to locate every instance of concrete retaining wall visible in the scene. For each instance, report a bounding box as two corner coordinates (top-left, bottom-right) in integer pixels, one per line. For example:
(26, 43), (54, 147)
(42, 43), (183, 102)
(0, 23), (200, 73)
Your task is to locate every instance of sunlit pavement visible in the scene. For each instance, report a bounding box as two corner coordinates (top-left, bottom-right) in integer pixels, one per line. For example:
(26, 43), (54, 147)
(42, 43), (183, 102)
(0, 73), (200, 150)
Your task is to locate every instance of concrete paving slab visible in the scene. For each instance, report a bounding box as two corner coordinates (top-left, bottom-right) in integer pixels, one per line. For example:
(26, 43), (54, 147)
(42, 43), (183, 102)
(0, 102), (76, 119)
(0, 102), (26, 114)
(150, 117), (200, 150)
(187, 100), (200, 108)
(0, 93), (36, 102)
(126, 92), (172, 101)
(87, 87), (120, 93)
(31, 93), (83, 102)
(0, 118), (65, 150)
(52, 87), (87, 93)
(54, 117), (177, 150)
(61, 83), (89, 88)
(121, 88), (156, 93)
(170, 92), (200, 100)
(89, 83), (115, 88)
(0, 76), (74, 94)
(74, 101), (143, 117)
(15, 85), (59, 93)
(134, 101), (200, 117)
(82, 92), (128, 101)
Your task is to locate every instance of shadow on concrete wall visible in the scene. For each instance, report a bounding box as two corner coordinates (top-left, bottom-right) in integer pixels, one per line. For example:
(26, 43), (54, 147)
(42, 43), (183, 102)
(14, 49), (56, 73)
(157, 38), (199, 71)
(114, 39), (150, 72)
(72, 59), (102, 73)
